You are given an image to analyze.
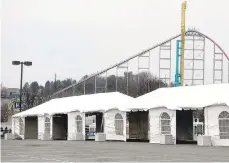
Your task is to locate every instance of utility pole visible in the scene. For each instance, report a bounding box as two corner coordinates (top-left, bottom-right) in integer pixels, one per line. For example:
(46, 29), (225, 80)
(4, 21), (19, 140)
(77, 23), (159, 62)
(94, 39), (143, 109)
(180, 0), (187, 86)
(55, 73), (57, 83)
(19, 63), (23, 112)
(54, 73), (57, 92)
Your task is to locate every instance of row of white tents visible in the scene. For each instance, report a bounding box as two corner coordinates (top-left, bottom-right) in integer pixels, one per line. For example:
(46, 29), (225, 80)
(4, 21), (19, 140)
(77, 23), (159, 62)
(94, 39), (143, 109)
(12, 83), (229, 146)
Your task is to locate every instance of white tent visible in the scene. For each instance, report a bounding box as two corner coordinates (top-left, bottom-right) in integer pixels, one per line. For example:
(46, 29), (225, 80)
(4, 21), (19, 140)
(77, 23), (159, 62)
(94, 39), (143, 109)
(12, 92), (135, 117)
(133, 83), (229, 110)
(12, 92), (135, 141)
(132, 83), (229, 146)
(14, 83), (229, 117)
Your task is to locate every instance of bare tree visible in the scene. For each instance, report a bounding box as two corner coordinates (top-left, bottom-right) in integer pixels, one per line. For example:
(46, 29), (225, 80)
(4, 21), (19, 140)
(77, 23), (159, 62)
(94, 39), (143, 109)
(1, 103), (8, 122)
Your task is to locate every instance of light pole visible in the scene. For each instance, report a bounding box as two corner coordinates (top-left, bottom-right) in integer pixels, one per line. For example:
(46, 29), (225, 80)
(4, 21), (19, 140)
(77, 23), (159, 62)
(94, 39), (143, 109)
(12, 61), (32, 112)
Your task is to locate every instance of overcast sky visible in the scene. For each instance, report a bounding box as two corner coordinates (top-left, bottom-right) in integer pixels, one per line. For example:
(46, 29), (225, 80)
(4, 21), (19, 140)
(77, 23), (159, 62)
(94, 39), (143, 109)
(1, 0), (229, 88)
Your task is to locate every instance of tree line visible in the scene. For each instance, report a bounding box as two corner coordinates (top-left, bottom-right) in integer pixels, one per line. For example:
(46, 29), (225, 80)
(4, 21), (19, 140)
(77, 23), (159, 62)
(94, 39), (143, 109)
(1, 71), (172, 122)
(20, 71), (172, 109)
(58, 71), (173, 98)
(21, 78), (76, 109)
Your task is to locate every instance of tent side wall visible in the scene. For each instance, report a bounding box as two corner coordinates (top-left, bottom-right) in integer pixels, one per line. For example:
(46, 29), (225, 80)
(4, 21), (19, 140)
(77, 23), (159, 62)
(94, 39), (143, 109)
(104, 109), (126, 141)
(38, 116), (44, 140)
(39, 115), (53, 140)
(12, 117), (16, 137)
(205, 105), (229, 146)
(67, 112), (85, 140)
(12, 117), (25, 140)
(49, 116), (53, 139)
(149, 107), (176, 144)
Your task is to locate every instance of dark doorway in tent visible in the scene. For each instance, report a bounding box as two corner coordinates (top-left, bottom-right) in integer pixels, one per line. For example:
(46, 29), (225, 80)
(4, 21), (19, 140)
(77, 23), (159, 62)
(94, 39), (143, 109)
(176, 109), (205, 144)
(176, 109), (204, 144)
(127, 110), (149, 142)
(52, 114), (68, 140)
(85, 112), (103, 140)
(24, 116), (38, 139)
(176, 110), (194, 144)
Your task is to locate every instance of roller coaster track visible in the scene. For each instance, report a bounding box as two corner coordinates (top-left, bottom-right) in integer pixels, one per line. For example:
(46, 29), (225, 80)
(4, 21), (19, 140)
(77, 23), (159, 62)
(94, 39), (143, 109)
(50, 30), (229, 99)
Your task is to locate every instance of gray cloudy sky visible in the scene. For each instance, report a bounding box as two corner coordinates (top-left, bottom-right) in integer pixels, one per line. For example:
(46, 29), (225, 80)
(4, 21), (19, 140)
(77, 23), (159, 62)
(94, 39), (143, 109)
(1, 0), (229, 88)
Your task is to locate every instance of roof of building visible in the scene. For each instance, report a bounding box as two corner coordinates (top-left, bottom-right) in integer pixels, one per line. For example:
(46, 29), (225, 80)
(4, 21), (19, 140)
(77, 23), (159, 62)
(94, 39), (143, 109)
(6, 88), (20, 93)
(133, 83), (229, 110)
(13, 92), (135, 117)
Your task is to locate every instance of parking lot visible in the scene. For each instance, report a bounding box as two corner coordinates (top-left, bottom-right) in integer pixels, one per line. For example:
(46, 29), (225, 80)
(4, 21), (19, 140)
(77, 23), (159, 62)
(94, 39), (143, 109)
(1, 140), (229, 162)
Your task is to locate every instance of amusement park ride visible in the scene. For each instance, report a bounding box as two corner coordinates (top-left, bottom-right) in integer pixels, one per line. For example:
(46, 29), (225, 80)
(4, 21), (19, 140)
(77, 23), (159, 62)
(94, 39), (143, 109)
(47, 0), (229, 100)
(36, 0), (227, 140)
(175, 0), (187, 87)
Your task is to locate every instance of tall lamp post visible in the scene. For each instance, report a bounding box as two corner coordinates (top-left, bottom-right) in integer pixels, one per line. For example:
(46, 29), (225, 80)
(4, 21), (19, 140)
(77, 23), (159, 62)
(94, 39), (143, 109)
(12, 61), (32, 112)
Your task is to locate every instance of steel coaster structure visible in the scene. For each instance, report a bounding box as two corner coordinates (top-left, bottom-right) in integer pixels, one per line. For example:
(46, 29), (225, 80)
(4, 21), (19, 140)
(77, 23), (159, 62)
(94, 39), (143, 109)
(183, 31), (206, 85)
(47, 30), (229, 101)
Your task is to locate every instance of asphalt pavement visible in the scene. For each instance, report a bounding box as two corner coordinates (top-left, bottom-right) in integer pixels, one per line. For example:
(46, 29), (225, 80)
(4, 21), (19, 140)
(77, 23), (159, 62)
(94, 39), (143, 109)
(1, 140), (229, 162)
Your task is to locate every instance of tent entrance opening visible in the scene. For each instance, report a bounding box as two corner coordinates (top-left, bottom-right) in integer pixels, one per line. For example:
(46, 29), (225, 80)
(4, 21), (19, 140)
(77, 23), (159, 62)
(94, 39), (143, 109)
(52, 114), (68, 140)
(24, 116), (38, 139)
(176, 110), (194, 144)
(176, 110), (204, 144)
(85, 112), (103, 140)
(127, 111), (149, 142)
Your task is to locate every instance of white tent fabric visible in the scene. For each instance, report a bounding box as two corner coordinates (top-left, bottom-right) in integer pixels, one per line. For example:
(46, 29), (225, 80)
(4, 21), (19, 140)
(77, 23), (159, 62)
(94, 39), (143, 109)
(13, 83), (229, 117)
(12, 92), (135, 117)
(132, 83), (229, 110)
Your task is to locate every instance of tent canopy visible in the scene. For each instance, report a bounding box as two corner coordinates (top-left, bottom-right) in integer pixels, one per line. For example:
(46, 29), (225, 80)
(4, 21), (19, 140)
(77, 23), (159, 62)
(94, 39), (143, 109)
(13, 92), (135, 117)
(132, 83), (229, 110)
(13, 83), (229, 117)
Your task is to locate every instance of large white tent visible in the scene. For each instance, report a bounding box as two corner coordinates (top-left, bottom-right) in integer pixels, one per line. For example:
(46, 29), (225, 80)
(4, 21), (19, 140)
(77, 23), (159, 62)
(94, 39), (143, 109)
(13, 92), (135, 117)
(11, 83), (229, 145)
(131, 83), (229, 146)
(12, 92), (135, 141)
(133, 83), (229, 110)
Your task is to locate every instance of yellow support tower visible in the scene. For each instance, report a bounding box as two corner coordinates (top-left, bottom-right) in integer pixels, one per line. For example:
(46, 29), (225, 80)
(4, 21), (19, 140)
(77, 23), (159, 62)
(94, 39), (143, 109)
(180, 0), (187, 86)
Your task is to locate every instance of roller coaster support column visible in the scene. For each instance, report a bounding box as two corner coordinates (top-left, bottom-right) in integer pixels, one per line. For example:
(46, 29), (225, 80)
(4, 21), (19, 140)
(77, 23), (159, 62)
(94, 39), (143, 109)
(175, 40), (181, 87)
(180, 0), (187, 86)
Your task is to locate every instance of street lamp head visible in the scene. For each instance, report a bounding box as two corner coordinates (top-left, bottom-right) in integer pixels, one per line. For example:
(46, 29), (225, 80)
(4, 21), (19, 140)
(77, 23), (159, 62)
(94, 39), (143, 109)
(24, 61), (32, 66)
(12, 61), (21, 65)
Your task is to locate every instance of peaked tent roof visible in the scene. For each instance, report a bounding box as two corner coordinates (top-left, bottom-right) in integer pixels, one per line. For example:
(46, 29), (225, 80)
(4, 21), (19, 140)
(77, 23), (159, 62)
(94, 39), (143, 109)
(13, 92), (135, 117)
(13, 83), (229, 117)
(132, 83), (229, 110)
